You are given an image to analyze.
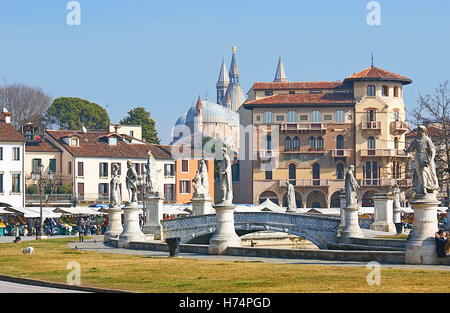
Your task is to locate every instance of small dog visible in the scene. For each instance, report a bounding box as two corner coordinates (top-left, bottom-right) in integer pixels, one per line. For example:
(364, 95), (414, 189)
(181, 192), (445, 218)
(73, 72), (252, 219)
(22, 247), (34, 255)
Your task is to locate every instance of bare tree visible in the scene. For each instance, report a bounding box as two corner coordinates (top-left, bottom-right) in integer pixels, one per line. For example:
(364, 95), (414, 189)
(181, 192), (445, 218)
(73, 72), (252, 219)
(0, 83), (52, 130)
(408, 81), (450, 202)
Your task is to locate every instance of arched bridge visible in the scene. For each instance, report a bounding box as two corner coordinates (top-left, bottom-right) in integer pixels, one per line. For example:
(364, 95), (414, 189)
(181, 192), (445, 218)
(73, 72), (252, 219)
(161, 212), (340, 249)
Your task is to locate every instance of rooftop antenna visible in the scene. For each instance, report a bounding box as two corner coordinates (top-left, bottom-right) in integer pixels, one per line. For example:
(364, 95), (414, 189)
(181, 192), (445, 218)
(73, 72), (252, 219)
(205, 90), (208, 101)
(371, 50), (374, 67)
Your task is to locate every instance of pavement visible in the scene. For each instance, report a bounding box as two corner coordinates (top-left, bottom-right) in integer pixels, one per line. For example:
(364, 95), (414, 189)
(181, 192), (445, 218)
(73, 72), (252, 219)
(0, 280), (88, 293)
(68, 236), (450, 271)
(0, 235), (75, 244)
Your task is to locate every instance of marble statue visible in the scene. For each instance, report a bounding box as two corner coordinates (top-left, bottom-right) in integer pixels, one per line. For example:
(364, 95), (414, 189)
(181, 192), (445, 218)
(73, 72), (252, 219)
(405, 125), (440, 196)
(286, 181), (296, 211)
(392, 184), (403, 209)
(126, 160), (139, 203)
(345, 165), (359, 206)
(145, 150), (155, 195)
(110, 163), (121, 206)
(219, 147), (233, 204)
(193, 159), (210, 198)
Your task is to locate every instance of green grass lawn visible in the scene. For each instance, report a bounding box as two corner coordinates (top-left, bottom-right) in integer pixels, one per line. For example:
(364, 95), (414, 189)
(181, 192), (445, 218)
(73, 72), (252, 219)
(0, 237), (448, 293)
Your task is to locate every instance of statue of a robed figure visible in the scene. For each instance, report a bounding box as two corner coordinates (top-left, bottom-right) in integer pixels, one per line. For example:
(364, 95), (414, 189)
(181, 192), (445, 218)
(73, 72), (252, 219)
(219, 147), (233, 204)
(345, 165), (359, 207)
(110, 163), (121, 207)
(126, 160), (139, 203)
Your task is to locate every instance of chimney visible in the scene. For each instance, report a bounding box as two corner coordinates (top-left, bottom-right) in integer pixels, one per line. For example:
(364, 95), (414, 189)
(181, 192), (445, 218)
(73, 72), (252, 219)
(4, 112), (11, 124)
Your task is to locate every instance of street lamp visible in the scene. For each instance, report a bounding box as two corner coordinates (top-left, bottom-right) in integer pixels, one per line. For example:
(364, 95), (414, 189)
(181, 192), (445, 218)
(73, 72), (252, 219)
(32, 163), (53, 240)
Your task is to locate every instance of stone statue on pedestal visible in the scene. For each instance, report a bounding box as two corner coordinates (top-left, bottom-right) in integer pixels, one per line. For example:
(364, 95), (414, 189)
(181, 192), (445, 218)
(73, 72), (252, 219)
(126, 160), (139, 203)
(405, 125), (440, 197)
(345, 165), (359, 207)
(110, 163), (121, 207)
(193, 159), (210, 198)
(219, 147), (233, 204)
(392, 184), (403, 210)
(286, 181), (296, 212)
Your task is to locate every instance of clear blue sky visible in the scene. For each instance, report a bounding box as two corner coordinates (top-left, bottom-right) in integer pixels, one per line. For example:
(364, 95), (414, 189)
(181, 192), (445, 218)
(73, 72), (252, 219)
(0, 0), (449, 144)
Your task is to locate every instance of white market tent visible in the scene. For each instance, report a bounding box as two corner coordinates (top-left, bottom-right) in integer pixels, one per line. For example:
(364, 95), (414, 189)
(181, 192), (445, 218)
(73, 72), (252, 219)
(53, 207), (105, 215)
(2, 207), (61, 218)
(307, 208), (341, 216)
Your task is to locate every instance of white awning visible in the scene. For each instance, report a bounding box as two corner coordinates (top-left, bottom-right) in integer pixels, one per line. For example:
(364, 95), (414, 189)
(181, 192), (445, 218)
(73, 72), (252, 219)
(53, 207), (105, 215)
(3, 207), (62, 218)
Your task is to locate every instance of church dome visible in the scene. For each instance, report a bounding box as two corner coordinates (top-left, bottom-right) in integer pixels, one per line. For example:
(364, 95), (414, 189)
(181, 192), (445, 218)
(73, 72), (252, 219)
(175, 113), (187, 126)
(185, 99), (239, 126)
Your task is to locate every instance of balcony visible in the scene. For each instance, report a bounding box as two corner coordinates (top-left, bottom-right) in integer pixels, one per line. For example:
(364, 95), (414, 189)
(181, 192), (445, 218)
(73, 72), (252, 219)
(280, 123), (327, 132)
(332, 149), (352, 158)
(259, 150), (279, 159)
(360, 149), (409, 158)
(358, 178), (413, 187)
(361, 121), (381, 132)
(25, 194), (74, 206)
(390, 121), (410, 134)
(279, 179), (330, 187)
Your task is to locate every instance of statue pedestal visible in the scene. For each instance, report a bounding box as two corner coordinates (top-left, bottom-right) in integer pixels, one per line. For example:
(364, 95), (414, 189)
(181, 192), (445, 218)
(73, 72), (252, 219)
(208, 202), (241, 255)
(104, 205), (123, 242)
(405, 194), (439, 265)
(192, 194), (214, 216)
(142, 192), (164, 240)
(340, 203), (364, 243)
(371, 193), (396, 233)
(118, 202), (145, 246)
(337, 191), (346, 237)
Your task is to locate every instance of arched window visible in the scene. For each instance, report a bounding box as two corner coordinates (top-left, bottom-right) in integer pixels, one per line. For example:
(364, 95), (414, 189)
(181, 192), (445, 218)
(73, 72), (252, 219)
(312, 163), (320, 185)
(335, 110), (345, 123)
(285, 136), (292, 151)
(367, 85), (375, 97)
(317, 136), (324, 150)
(310, 110), (321, 123)
(382, 85), (389, 96)
(336, 135), (344, 150)
(287, 111), (297, 123)
(393, 86), (399, 97)
(368, 136), (376, 153)
(293, 137), (300, 150)
(266, 134), (272, 150)
(309, 136), (316, 149)
(336, 163), (344, 180)
(289, 163), (296, 184)
(394, 137), (399, 150)
(263, 111), (274, 124)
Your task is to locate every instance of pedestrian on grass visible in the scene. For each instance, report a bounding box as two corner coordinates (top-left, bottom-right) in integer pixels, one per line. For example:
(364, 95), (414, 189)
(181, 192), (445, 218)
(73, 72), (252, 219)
(435, 229), (449, 258)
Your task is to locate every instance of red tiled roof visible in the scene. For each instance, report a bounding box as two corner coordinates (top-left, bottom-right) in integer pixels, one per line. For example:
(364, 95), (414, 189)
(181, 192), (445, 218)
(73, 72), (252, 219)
(252, 81), (345, 90)
(26, 140), (62, 153)
(345, 66), (412, 84)
(46, 130), (172, 160)
(406, 124), (445, 138)
(244, 93), (355, 108)
(0, 121), (25, 142)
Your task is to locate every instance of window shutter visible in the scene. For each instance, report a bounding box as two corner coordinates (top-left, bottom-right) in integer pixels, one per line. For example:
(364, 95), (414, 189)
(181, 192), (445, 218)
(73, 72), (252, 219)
(99, 163), (102, 177)
(105, 163), (108, 177)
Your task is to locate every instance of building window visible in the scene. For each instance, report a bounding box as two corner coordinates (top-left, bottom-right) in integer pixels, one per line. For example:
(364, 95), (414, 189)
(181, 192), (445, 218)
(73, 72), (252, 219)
(300, 115), (308, 121)
(364, 161), (378, 185)
(0, 147), (2, 160)
(130, 130), (134, 137)
(181, 160), (189, 173)
(336, 135), (344, 150)
(99, 162), (108, 177)
(266, 134), (272, 150)
(180, 180), (191, 194)
(317, 136), (324, 150)
(382, 85), (389, 96)
(336, 163), (344, 180)
(265, 170), (272, 180)
(312, 163), (320, 185)
(164, 184), (175, 201)
(366, 109), (376, 122)
(309, 136), (315, 149)
(335, 110), (345, 123)
(393, 86), (399, 97)
(394, 137), (399, 150)
(49, 159), (57, 173)
(78, 162), (84, 177)
(99, 183), (109, 197)
(289, 91), (295, 94)
(12, 173), (20, 193)
(0, 173), (3, 193)
(109, 137), (118, 145)
(293, 137), (300, 150)
(164, 164), (175, 176)
(367, 85), (375, 97)
(289, 163), (296, 184)
(324, 115), (332, 121)
(310, 110), (321, 123)
(393, 110), (399, 121)
(285, 137), (292, 151)
(276, 115), (284, 121)
(32, 159), (42, 173)
(368, 136), (376, 150)
(68, 161), (72, 174)
(71, 137), (79, 146)
(263, 111), (274, 124)
(265, 91), (273, 96)
(256, 115), (261, 122)
(12, 147), (20, 161)
(287, 111), (297, 123)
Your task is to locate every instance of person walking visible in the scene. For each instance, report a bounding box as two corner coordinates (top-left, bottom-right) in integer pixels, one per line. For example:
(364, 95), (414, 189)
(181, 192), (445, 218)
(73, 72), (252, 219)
(435, 230), (449, 258)
(85, 218), (91, 236)
(77, 217), (85, 242)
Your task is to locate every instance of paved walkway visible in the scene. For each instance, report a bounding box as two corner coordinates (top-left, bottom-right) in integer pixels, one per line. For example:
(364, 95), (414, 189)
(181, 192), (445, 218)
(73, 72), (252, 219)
(0, 235), (75, 244)
(68, 237), (450, 271)
(0, 280), (88, 293)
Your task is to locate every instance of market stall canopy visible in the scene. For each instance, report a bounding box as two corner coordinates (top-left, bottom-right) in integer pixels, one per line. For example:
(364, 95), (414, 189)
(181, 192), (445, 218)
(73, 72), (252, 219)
(307, 208), (341, 216)
(0, 208), (13, 214)
(163, 204), (191, 215)
(3, 207), (61, 218)
(53, 207), (105, 215)
(256, 199), (284, 212)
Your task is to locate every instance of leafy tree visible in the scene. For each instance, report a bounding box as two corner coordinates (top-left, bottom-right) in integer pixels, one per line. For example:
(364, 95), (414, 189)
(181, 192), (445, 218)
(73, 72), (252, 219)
(45, 97), (110, 130)
(119, 107), (160, 144)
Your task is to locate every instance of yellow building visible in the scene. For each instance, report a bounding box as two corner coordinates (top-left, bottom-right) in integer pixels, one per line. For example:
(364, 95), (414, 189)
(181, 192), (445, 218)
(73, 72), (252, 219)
(238, 62), (412, 208)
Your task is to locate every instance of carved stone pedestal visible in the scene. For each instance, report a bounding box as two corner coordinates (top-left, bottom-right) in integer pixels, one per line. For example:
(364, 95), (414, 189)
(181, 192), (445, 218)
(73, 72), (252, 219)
(104, 205), (123, 242)
(371, 193), (396, 233)
(337, 190), (346, 237)
(192, 194), (214, 216)
(208, 203), (241, 255)
(142, 192), (164, 240)
(405, 194), (439, 265)
(340, 203), (364, 243)
(118, 202), (145, 246)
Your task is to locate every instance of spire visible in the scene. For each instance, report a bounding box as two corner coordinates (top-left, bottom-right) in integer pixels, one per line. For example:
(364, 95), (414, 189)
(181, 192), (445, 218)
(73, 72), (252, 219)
(217, 57), (229, 85)
(274, 55), (287, 83)
(229, 45), (240, 83)
(196, 96), (203, 113)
